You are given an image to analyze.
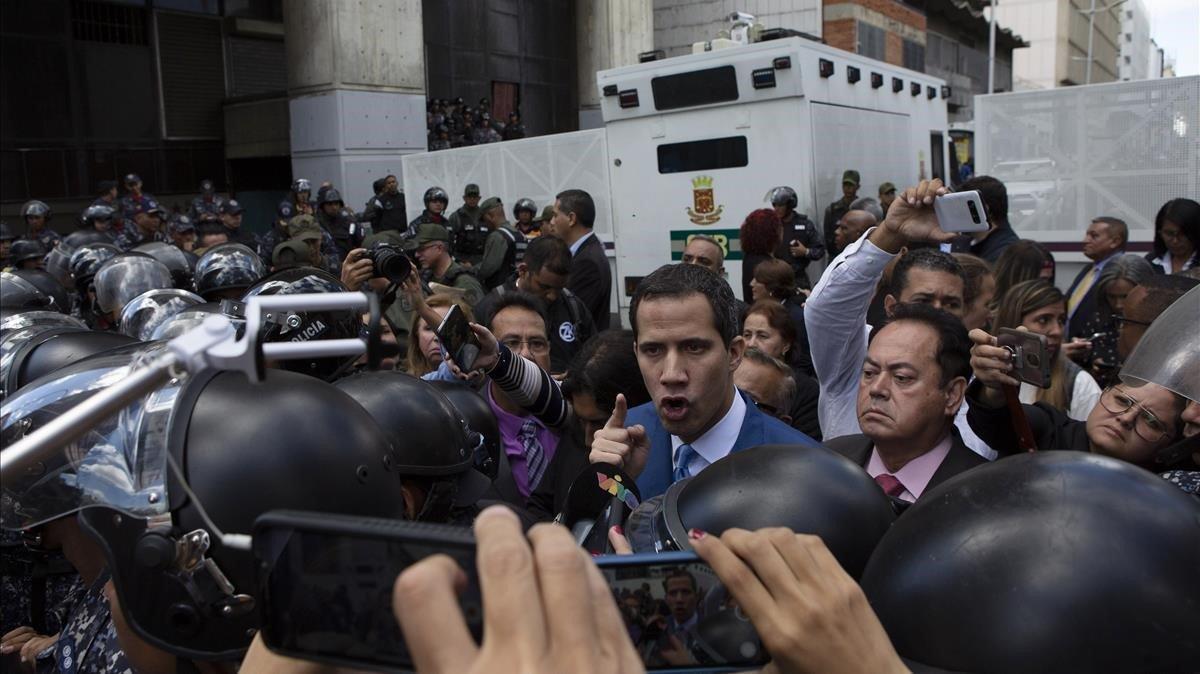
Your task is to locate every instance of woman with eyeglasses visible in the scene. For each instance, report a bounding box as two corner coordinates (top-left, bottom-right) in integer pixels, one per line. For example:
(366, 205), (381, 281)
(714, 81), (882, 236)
(739, 300), (821, 440)
(988, 280), (1102, 421)
(965, 330), (1187, 470)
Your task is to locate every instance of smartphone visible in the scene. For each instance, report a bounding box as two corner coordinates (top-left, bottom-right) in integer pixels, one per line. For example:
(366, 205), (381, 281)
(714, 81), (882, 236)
(596, 552), (768, 672)
(435, 303), (480, 371)
(253, 510), (481, 672)
(996, 327), (1051, 388)
(934, 190), (989, 233)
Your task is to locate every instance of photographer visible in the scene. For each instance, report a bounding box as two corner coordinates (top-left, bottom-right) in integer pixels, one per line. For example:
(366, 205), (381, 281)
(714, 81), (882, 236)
(967, 329), (1186, 468)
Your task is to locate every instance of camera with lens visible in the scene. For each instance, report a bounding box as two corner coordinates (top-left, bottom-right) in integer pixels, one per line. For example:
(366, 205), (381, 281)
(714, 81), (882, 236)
(362, 242), (413, 284)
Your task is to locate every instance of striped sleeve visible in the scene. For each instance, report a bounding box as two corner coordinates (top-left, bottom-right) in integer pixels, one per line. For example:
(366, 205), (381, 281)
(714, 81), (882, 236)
(485, 344), (569, 428)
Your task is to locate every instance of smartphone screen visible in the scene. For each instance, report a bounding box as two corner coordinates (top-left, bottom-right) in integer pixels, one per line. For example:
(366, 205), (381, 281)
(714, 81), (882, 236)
(596, 552), (768, 671)
(255, 515), (480, 672)
(435, 304), (479, 371)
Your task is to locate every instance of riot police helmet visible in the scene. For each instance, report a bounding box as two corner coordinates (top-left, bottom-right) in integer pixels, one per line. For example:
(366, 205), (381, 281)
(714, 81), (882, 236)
(513, 198), (537, 219)
(93, 253), (173, 315)
(1, 327), (138, 398)
(240, 267), (360, 381)
(624, 444), (895, 579)
(860, 451), (1200, 673)
(318, 187), (344, 207)
(69, 243), (120, 293)
(149, 301), (244, 341)
(118, 288), (205, 341)
(0, 223), (15, 241)
(768, 186), (798, 210)
(10, 269), (70, 315)
(335, 371), (491, 520)
(10, 240), (46, 266)
(0, 271), (54, 314)
(21, 200), (51, 221)
(291, 178), (311, 195)
(134, 240), (197, 290)
(193, 243), (265, 300)
(81, 204), (116, 228)
(424, 187), (450, 207)
(429, 380), (502, 481)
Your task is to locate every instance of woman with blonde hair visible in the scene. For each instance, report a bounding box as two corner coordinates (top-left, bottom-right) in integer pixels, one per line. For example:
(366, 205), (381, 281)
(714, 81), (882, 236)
(991, 279), (1101, 420)
(405, 292), (476, 377)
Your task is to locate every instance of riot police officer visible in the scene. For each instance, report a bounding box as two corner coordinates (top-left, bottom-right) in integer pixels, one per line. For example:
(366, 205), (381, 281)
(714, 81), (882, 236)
(80, 204), (117, 239)
(408, 186), (451, 239)
(513, 197), (539, 237)
(20, 200), (60, 251)
(113, 200), (168, 251)
(257, 202), (294, 266)
(448, 184), (485, 266)
(189, 178), (225, 221)
(362, 174), (408, 233)
(8, 240), (47, 271)
(315, 188), (354, 262)
(116, 173), (155, 222)
(770, 185), (825, 289)
(289, 177), (315, 215)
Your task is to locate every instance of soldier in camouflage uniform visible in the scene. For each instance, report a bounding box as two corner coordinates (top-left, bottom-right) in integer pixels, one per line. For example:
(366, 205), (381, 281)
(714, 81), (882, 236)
(115, 174), (156, 225)
(287, 214), (340, 274)
(188, 179), (225, 222)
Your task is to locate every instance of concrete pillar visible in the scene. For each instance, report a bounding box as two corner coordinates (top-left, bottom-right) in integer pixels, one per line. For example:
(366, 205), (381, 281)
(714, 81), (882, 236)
(576, 0), (654, 130)
(283, 0), (426, 211)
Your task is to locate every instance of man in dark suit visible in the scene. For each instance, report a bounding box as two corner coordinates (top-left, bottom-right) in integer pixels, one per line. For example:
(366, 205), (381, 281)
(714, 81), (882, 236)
(825, 303), (987, 503)
(551, 189), (612, 330)
(1065, 216), (1128, 349)
(589, 263), (820, 499)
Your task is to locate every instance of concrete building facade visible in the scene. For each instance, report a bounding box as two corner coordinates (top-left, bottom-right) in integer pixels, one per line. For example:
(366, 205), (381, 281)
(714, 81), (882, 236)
(1118, 0), (1150, 81)
(993, 0), (1121, 90)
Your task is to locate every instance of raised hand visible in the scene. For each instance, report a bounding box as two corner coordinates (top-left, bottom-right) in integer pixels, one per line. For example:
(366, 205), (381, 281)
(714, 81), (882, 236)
(868, 179), (955, 253)
(588, 394), (651, 478)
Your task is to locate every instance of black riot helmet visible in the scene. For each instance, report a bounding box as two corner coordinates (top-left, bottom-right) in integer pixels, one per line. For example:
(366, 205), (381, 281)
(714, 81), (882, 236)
(290, 178), (311, 195)
(81, 204), (116, 229)
(625, 444), (895, 579)
(118, 288), (204, 341)
(134, 241), (197, 290)
(768, 186), (798, 210)
(47, 231), (109, 290)
(193, 243), (265, 300)
(21, 200), (51, 222)
(149, 301), (245, 341)
(335, 371), (491, 521)
(1, 327), (138, 398)
(10, 240), (46, 266)
(93, 253), (173, 316)
(240, 267), (360, 381)
(424, 187), (449, 207)
(0, 347), (406, 660)
(0, 222), (15, 242)
(0, 271), (54, 314)
(62, 230), (112, 251)
(69, 243), (120, 293)
(317, 187), (343, 207)
(860, 451), (1200, 673)
(513, 198), (537, 219)
(429, 381), (502, 481)
(10, 269), (70, 315)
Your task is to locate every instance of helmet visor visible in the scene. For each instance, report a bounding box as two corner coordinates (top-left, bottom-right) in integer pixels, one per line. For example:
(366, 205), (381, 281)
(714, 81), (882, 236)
(1120, 285), (1200, 402)
(119, 289), (204, 341)
(1, 343), (178, 530)
(94, 257), (173, 314)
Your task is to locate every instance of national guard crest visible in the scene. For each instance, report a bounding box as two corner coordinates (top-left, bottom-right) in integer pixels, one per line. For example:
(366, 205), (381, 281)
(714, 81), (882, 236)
(686, 175), (724, 225)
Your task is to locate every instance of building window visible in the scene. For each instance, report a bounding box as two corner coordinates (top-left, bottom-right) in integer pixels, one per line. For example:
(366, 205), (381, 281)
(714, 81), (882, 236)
(657, 136), (748, 174)
(903, 39), (925, 72)
(71, 0), (147, 45)
(1124, 55), (1131, 64)
(1126, 33), (1132, 42)
(858, 22), (886, 61)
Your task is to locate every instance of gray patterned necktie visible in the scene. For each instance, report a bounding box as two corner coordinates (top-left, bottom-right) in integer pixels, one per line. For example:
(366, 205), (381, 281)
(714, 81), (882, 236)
(518, 418), (546, 490)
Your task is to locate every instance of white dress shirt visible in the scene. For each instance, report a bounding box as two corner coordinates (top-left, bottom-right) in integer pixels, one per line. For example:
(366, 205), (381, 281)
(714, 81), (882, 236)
(569, 230), (595, 257)
(669, 390), (746, 477)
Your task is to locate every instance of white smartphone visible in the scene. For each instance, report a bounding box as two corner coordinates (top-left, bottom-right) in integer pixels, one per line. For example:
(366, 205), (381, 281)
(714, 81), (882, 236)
(934, 190), (989, 233)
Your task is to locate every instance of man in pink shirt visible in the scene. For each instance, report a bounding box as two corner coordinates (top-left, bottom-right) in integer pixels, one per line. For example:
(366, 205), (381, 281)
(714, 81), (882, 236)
(825, 303), (988, 503)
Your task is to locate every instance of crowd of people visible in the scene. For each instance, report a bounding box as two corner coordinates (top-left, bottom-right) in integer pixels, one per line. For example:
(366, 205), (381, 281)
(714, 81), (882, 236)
(0, 166), (1198, 673)
(426, 97), (526, 151)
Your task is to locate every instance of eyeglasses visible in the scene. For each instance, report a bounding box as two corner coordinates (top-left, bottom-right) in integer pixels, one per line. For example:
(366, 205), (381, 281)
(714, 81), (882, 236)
(1114, 314), (1152, 328)
(501, 337), (550, 355)
(1098, 386), (1174, 443)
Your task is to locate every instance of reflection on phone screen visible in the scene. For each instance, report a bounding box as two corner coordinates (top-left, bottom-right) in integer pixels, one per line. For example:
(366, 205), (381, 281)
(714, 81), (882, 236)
(602, 561), (766, 670)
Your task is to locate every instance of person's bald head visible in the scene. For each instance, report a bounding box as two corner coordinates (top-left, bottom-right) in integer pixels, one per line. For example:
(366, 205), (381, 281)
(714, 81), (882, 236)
(835, 210), (878, 250)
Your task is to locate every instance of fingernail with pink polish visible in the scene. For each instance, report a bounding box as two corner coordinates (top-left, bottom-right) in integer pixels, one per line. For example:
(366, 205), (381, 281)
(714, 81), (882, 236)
(688, 528), (706, 540)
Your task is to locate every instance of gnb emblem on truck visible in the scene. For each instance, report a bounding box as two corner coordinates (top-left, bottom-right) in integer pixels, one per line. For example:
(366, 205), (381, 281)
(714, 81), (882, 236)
(686, 175), (724, 225)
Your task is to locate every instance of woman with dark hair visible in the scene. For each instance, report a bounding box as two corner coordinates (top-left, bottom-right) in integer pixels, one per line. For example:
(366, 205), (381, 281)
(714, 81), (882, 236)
(1147, 198), (1199, 275)
(741, 300), (821, 439)
(1077, 254), (1156, 386)
(739, 208), (784, 303)
(991, 280), (1102, 420)
(992, 239), (1055, 306)
(750, 258), (814, 376)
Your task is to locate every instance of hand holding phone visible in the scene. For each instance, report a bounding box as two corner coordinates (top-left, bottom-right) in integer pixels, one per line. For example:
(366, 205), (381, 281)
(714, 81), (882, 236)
(933, 189), (989, 233)
(436, 304), (482, 372)
(996, 327), (1051, 388)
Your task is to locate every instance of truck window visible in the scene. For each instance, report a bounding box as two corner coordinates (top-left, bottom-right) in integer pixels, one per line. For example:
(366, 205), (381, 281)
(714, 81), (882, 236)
(651, 66), (739, 111)
(657, 136), (749, 174)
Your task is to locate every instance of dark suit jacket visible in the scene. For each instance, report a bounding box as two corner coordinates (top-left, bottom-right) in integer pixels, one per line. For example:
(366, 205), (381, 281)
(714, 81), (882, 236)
(965, 381), (1091, 457)
(1065, 252), (1123, 340)
(630, 390), (821, 499)
(568, 232), (612, 331)
(823, 427), (988, 498)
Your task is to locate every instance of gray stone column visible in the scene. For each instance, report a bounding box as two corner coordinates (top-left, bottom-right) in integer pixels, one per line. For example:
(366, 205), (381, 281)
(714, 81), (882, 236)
(576, 0), (654, 129)
(283, 0), (426, 211)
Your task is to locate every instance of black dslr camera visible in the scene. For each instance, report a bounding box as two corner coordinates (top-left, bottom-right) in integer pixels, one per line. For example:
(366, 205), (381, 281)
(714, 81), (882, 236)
(361, 242), (413, 284)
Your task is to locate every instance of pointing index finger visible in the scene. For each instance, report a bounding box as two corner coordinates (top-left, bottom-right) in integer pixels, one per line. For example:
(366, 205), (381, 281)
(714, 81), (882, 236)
(605, 393), (628, 430)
